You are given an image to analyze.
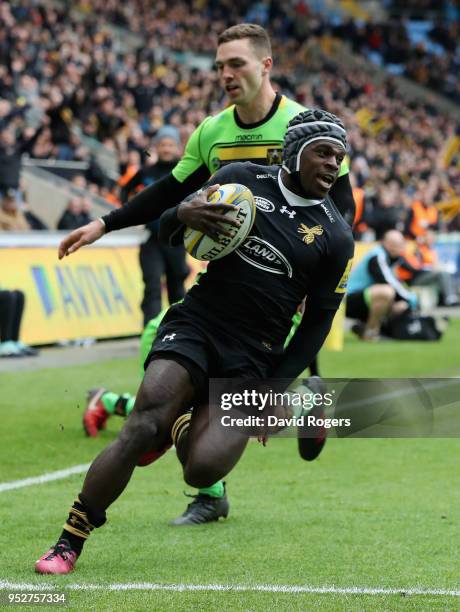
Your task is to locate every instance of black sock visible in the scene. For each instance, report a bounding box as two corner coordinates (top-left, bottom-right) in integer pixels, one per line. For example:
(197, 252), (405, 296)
(61, 495), (106, 554)
(59, 530), (84, 555)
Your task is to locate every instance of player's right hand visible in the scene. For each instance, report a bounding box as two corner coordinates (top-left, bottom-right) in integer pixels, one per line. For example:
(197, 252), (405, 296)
(177, 184), (241, 240)
(58, 219), (106, 259)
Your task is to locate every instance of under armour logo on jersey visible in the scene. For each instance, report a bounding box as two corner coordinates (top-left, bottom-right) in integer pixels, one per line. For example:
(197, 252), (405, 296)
(162, 333), (176, 342)
(298, 224), (323, 244)
(280, 206), (296, 219)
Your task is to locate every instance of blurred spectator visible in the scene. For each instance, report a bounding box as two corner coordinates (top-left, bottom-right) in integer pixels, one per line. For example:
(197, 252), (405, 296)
(331, 6), (460, 103)
(71, 175), (88, 190)
(397, 230), (459, 306)
(367, 184), (406, 240)
(29, 126), (55, 159)
(100, 185), (121, 208)
(45, 88), (75, 160)
(79, 196), (93, 226)
(350, 172), (369, 240)
(21, 188), (48, 230)
(346, 230), (418, 340)
(120, 127), (183, 202)
(123, 125), (189, 325)
(57, 196), (91, 231)
(11, 181), (48, 230)
(0, 289), (38, 357)
(0, 190), (31, 231)
(23, 205), (48, 230)
(118, 150), (142, 197)
(404, 186), (440, 239)
(0, 0), (458, 239)
(0, 123), (43, 199)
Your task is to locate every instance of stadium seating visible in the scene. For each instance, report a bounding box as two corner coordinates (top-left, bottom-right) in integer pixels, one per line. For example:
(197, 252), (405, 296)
(0, 0), (458, 237)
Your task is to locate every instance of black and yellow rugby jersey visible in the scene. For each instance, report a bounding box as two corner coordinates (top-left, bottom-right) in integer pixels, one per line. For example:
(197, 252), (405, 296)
(177, 162), (354, 349)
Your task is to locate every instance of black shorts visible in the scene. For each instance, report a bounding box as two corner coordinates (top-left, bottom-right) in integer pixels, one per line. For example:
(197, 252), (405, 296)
(145, 303), (280, 398)
(346, 290), (369, 321)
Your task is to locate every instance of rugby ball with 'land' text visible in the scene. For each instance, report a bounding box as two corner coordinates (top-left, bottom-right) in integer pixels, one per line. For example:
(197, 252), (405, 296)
(184, 183), (256, 261)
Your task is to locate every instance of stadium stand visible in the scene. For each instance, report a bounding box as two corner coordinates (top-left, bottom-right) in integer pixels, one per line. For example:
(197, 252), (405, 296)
(329, 0), (460, 103)
(0, 0), (458, 239)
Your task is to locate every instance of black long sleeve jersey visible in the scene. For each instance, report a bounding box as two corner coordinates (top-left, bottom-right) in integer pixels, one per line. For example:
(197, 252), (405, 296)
(161, 162), (354, 356)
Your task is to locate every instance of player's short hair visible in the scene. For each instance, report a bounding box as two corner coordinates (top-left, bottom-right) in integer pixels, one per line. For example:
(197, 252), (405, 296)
(217, 24), (272, 57)
(282, 109), (348, 174)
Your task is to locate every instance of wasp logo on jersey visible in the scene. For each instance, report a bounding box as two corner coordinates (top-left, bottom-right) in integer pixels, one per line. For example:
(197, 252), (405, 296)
(254, 197), (275, 213)
(335, 258), (353, 293)
(236, 237), (293, 277)
(298, 224), (323, 245)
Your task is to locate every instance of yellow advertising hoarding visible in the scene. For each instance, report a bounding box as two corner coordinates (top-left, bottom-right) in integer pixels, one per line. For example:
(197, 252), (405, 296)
(0, 241), (371, 347)
(0, 245), (208, 345)
(0, 247), (144, 344)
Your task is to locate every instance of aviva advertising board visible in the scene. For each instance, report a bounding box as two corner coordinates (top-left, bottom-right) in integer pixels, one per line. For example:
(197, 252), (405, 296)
(0, 238), (383, 347)
(0, 247), (144, 344)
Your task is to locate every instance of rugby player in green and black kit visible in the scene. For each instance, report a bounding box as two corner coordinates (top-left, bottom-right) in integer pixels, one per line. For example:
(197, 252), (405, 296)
(58, 24), (355, 526)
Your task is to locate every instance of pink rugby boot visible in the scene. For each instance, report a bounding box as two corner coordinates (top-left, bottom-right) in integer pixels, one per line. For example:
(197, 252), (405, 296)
(35, 539), (78, 574)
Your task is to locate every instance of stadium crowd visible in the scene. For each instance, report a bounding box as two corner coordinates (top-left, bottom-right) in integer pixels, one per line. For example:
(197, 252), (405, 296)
(332, 11), (460, 104)
(0, 0), (459, 237)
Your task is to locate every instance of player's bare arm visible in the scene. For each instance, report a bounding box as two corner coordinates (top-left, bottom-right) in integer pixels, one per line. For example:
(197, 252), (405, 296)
(58, 218), (106, 259)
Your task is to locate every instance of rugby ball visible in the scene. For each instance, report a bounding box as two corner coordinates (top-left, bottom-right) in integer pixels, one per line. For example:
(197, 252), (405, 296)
(184, 183), (256, 261)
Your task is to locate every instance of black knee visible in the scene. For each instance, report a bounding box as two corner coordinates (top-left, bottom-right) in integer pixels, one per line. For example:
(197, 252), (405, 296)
(117, 410), (161, 458)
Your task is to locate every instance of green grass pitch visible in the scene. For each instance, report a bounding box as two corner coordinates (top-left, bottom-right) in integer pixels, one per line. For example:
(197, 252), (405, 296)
(1, 322), (460, 610)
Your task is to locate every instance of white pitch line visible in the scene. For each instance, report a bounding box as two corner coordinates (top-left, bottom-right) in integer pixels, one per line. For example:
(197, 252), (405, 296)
(0, 464), (90, 493)
(0, 581), (459, 597)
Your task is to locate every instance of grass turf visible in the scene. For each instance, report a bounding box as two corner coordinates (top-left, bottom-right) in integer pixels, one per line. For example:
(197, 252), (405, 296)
(1, 321), (459, 610)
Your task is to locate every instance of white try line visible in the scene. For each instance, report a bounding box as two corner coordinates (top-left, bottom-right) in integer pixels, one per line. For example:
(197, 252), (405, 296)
(0, 464), (90, 493)
(0, 447), (178, 494)
(0, 580), (459, 597)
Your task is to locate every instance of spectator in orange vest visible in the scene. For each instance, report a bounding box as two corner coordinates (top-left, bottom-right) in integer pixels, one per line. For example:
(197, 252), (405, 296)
(118, 150), (141, 193)
(397, 230), (459, 306)
(100, 185), (121, 208)
(350, 173), (369, 240)
(404, 184), (439, 240)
